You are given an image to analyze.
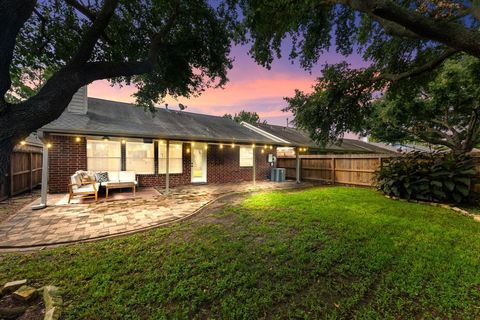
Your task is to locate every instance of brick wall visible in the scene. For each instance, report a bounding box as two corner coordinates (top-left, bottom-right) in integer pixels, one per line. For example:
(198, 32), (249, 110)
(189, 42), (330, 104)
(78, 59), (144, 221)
(207, 145), (273, 183)
(48, 135), (87, 193)
(47, 136), (274, 193)
(137, 143), (191, 188)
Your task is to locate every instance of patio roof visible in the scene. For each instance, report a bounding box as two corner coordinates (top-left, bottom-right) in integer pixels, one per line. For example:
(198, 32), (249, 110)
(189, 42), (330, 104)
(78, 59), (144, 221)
(40, 98), (284, 145)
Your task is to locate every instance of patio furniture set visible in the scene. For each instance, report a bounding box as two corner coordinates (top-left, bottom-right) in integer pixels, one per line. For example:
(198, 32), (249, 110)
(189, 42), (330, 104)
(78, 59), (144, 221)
(68, 171), (138, 203)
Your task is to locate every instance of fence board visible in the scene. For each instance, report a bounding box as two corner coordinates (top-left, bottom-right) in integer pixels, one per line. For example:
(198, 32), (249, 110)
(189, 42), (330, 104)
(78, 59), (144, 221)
(278, 153), (480, 190)
(0, 150), (42, 200)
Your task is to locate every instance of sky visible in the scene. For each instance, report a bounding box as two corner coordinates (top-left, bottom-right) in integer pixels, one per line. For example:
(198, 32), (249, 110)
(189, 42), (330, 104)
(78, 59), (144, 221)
(88, 40), (367, 127)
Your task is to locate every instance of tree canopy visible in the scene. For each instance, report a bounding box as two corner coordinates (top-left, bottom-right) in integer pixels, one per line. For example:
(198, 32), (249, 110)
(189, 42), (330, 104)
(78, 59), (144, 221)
(223, 110), (266, 124)
(228, 0), (480, 151)
(366, 55), (480, 154)
(0, 0), (233, 175)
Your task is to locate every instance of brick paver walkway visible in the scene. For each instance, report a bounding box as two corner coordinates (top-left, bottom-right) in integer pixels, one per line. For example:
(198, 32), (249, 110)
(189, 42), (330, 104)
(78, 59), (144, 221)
(0, 181), (310, 249)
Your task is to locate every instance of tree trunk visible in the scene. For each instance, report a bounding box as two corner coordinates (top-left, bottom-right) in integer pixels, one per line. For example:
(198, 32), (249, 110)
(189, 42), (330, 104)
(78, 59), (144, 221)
(0, 138), (13, 198)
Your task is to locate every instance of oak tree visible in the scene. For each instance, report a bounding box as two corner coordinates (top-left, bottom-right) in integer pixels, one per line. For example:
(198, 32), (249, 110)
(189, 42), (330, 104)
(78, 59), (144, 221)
(0, 0), (233, 181)
(229, 0), (480, 151)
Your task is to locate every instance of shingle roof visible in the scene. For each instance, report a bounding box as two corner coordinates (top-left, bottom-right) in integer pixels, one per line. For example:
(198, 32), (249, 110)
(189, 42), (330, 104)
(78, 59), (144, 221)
(248, 123), (396, 153)
(40, 98), (282, 145)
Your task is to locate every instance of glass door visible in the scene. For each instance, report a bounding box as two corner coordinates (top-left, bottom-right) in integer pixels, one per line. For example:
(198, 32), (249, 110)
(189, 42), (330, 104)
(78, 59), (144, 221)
(191, 143), (207, 183)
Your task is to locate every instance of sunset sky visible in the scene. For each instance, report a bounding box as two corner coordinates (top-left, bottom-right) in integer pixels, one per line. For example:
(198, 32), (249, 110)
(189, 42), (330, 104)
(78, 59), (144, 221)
(88, 41), (367, 126)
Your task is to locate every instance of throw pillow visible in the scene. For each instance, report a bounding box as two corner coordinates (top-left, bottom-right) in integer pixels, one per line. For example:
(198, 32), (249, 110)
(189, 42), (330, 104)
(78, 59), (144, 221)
(95, 172), (109, 183)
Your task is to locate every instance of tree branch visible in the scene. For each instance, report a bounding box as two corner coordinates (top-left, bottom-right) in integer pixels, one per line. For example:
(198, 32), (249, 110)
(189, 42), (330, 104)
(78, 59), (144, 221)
(330, 0), (480, 58)
(0, 0), (36, 104)
(64, 0), (114, 45)
(378, 48), (459, 82)
(69, 0), (119, 65)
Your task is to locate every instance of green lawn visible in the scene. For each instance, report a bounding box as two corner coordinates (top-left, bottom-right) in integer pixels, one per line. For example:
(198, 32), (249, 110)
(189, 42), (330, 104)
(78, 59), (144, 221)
(1, 187), (479, 319)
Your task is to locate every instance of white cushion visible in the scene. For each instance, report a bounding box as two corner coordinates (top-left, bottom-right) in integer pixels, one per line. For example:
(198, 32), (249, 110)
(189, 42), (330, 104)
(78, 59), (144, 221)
(119, 171), (136, 182)
(71, 174), (82, 187)
(108, 171), (119, 182)
(76, 183), (99, 193)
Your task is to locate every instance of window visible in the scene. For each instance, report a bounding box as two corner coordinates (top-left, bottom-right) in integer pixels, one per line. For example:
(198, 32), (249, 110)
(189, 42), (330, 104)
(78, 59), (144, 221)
(239, 146), (253, 167)
(125, 141), (155, 174)
(158, 141), (183, 174)
(87, 140), (121, 171)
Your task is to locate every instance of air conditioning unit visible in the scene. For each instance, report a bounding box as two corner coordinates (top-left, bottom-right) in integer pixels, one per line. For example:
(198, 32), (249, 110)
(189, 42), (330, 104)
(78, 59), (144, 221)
(271, 168), (286, 182)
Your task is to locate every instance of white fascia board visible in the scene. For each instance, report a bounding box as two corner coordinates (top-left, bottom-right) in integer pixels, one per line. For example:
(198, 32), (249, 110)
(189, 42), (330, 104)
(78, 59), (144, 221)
(240, 122), (291, 144)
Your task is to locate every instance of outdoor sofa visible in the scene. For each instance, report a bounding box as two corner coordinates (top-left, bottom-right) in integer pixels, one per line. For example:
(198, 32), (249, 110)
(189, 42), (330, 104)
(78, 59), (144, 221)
(68, 171), (138, 203)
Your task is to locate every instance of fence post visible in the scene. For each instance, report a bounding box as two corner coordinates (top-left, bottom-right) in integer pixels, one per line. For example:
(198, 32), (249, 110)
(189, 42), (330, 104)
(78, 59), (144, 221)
(295, 147), (301, 183)
(9, 154), (13, 197)
(331, 157), (336, 185)
(29, 152), (33, 191)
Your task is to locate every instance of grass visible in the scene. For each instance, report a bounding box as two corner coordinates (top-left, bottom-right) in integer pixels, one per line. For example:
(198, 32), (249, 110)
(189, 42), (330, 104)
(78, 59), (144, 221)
(1, 186), (479, 319)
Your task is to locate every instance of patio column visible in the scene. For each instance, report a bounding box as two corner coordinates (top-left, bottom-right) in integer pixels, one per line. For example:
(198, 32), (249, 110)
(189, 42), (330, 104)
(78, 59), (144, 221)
(165, 140), (170, 194)
(295, 147), (301, 183)
(252, 145), (256, 186)
(32, 143), (49, 210)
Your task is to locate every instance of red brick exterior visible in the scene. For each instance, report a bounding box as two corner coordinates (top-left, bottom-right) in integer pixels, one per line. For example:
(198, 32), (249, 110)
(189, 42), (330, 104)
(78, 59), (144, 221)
(48, 135), (87, 193)
(207, 145), (272, 183)
(47, 135), (274, 193)
(137, 143), (192, 188)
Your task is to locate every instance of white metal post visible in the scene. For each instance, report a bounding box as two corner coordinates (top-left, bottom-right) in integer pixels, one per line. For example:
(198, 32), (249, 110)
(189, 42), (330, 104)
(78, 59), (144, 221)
(165, 140), (170, 194)
(32, 143), (49, 210)
(252, 146), (256, 186)
(295, 147), (300, 183)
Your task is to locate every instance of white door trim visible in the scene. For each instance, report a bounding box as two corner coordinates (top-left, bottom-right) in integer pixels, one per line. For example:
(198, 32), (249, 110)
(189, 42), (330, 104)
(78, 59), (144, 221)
(191, 143), (207, 183)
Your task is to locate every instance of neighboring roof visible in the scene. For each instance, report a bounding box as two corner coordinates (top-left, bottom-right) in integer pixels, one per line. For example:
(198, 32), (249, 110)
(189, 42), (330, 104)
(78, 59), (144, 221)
(24, 132), (43, 147)
(40, 98), (282, 145)
(245, 122), (397, 154)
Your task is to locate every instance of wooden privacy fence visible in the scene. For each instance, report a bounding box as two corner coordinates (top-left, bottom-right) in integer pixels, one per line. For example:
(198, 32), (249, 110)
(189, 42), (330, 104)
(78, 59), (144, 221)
(278, 153), (480, 189)
(0, 150), (42, 201)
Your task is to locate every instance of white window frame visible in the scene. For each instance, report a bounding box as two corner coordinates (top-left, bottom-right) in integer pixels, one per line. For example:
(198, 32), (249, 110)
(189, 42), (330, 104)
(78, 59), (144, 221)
(86, 139), (121, 171)
(125, 141), (155, 174)
(158, 140), (183, 174)
(239, 146), (254, 167)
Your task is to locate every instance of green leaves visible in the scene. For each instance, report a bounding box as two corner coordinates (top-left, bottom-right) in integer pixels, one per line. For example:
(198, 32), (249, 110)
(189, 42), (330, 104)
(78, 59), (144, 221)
(11, 0), (233, 107)
(376, 152), (478, 204)
(284, 62), (379, 145)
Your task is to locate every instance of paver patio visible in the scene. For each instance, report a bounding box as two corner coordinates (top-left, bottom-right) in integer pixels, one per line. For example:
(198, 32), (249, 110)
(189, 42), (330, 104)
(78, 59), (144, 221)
(0, 181), (311, 249)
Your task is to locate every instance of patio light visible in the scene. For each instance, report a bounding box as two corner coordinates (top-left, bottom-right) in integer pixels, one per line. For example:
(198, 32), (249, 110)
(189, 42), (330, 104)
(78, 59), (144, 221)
(219, 144), (223, 149)
(75, 137), (81, 142)
(47, 143), (52, 148)
(261, 149), (264, 154)
(186, 148), (190, 154)
(269, 145), (273, 149)
(20, 140), (26, 145)
(231, 143), (235, 148)
(121, 139), (126, 144)
(191, 142), (195, 147)
(252, 144), (256, 148)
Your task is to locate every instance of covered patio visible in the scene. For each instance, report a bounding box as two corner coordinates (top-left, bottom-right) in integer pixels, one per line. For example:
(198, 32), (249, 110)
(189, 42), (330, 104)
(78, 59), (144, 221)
(0, 181), (312, 249)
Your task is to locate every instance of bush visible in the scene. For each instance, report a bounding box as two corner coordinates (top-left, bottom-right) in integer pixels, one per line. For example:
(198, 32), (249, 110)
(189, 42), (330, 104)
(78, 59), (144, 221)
(376, 152), (477, 204)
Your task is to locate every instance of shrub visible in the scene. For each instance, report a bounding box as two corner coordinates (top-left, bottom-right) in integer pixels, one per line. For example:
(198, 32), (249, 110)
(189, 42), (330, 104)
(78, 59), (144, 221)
(376, 152), (477, 204)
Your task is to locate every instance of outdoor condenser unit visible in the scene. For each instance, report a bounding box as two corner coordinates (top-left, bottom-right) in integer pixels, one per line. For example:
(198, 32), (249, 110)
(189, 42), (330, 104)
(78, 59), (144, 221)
(271, 168), (286, 182)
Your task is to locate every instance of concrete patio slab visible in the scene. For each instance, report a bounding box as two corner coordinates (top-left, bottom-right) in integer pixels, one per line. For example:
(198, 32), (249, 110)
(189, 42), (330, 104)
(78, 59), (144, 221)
(0, 181), (312, 250)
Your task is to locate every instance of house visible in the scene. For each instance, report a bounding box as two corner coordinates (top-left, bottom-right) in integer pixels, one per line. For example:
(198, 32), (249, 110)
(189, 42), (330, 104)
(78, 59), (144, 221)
(38, 87), (395, 194)
(39, 88), (289, 193)
(241, 122), (396, 156)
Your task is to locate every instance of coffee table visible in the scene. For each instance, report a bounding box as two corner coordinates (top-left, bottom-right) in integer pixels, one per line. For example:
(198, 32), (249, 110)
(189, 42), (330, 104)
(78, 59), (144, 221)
(105, 182), (136, 199)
